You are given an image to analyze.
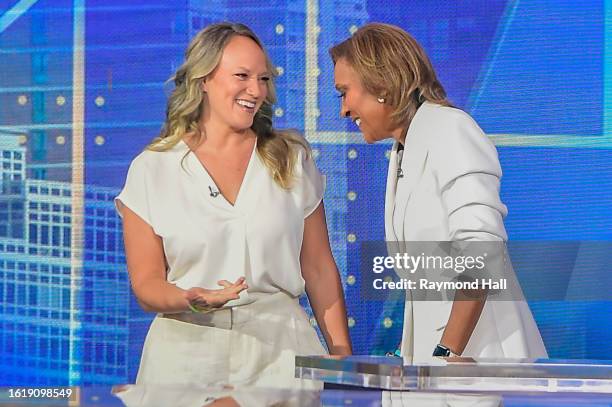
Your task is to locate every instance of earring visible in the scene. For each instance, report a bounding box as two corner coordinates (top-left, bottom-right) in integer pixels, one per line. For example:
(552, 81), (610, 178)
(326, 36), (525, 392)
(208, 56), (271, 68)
(377, 97), (385, 103)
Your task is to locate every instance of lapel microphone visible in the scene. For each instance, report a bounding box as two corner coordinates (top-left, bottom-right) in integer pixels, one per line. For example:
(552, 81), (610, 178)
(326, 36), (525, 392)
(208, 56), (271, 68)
(397, 168), (404, 178)
(208, 185), (220, 197)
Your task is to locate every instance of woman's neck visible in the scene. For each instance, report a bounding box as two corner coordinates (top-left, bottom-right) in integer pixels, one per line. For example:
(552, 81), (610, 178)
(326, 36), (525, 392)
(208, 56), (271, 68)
(192, 117), (255, 151)
(391, 126), (408, 145)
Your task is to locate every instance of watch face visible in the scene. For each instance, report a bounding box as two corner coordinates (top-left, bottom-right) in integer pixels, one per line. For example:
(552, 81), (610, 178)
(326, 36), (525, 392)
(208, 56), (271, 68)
(433, 345), (451, 357)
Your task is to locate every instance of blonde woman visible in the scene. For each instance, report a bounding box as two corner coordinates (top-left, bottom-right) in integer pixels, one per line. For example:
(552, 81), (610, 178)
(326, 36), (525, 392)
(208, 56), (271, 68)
(330, 23), (547, 362)
(115, 22), (351, 388)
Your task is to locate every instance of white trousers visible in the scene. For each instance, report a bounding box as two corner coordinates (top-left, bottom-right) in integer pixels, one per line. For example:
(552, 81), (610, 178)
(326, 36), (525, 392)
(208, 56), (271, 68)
(135, 292), (326, 389)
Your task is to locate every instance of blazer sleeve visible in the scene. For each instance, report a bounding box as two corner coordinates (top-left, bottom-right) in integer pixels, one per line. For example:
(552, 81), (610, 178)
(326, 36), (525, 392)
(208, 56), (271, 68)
(430, 109), (508, 241)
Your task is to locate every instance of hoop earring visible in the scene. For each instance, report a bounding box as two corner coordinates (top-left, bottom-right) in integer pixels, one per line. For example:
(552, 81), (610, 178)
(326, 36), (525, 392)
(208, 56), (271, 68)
(377, 97), (385, 103)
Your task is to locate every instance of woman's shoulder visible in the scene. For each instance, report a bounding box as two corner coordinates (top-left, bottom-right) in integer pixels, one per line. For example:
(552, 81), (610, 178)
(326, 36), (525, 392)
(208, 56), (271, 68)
(418, 104), (500, 176)
(419, 102), (478, 128)
(128, 140), (188, 171)
(415, 102), (485, 144)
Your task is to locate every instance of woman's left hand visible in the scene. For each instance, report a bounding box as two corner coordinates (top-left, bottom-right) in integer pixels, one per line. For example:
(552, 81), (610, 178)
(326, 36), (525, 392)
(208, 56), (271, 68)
(184, 277), (248, 311)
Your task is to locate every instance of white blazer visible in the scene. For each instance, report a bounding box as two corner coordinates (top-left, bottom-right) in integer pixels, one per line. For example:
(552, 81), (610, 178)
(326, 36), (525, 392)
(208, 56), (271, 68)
(384, 102), (548, 362)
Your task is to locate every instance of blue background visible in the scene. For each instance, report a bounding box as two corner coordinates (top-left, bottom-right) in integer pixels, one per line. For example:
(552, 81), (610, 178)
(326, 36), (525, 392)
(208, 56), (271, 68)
(0, 0), (611, 385)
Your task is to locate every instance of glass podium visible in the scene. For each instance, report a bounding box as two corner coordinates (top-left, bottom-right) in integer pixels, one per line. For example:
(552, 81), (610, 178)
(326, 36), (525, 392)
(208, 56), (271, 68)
(296, 356), (612, 393)
(3, 358), (612, 406)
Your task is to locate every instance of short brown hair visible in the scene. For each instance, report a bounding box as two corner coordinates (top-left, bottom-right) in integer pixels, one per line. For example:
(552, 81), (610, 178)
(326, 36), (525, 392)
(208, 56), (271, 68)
(330, 23), (451, 128)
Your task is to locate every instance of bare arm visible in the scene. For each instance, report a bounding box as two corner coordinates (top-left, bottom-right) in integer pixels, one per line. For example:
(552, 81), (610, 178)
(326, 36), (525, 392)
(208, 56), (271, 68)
(300, 203), (352, 356)
(120, 203), (246, 313)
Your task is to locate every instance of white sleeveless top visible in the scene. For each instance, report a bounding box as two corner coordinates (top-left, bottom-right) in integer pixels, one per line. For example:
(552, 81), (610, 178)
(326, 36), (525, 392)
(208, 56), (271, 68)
(115, 139), (325, 306)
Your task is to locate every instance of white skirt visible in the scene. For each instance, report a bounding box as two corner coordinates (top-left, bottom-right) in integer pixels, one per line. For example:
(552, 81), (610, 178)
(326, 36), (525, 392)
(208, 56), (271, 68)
(135, 292), (327, 389)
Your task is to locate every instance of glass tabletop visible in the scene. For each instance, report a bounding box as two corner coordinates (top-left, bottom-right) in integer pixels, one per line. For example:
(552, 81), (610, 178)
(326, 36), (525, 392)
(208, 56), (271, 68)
(295, 356), (612, 393)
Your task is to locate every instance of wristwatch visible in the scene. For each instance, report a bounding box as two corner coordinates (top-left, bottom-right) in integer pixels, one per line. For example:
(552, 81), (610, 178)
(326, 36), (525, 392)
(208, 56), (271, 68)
(432, 343), (458, 357)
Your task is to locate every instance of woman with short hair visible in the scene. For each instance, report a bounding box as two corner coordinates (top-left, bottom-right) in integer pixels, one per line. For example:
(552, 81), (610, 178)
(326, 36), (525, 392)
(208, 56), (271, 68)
(330, 23), (546, 362)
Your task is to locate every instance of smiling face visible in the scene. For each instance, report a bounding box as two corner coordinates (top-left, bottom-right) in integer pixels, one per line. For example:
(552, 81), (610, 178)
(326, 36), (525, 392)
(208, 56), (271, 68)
(334, 57), (397, 144)
(202, 35), (271, 132)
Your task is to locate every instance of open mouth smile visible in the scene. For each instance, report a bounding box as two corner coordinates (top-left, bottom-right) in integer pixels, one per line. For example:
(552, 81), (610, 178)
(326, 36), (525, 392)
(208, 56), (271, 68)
(236, 99), (256, 112)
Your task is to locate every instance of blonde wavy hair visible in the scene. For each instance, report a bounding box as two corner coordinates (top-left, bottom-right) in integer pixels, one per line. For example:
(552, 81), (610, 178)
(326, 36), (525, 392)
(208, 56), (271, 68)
(148, 22), (309, 189)
(330, 23), (452, 129)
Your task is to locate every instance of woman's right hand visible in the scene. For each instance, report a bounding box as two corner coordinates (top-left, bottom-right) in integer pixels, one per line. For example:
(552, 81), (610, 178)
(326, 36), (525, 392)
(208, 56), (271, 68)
(184, 277), (248, 312)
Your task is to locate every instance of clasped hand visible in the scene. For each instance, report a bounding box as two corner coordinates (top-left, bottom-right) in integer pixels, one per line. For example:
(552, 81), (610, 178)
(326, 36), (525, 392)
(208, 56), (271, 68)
(184, 277), (248, 312)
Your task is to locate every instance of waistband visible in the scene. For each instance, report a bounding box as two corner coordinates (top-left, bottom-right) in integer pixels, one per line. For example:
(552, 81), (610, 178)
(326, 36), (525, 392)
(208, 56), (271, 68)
(159, 291), (299, 330)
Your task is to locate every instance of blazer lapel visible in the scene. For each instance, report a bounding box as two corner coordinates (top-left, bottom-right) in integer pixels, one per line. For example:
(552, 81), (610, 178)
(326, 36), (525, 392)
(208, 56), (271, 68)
(384, 141), (400, 242)
(393, 130), (429, 242)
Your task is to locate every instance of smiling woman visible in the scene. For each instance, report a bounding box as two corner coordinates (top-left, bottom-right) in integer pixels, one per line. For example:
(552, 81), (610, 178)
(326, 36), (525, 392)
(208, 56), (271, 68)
(331, 24), (451, 144)
(330, 23), (546, 362)
(149, 23), (301, 189)
(114, 22), (351, 388)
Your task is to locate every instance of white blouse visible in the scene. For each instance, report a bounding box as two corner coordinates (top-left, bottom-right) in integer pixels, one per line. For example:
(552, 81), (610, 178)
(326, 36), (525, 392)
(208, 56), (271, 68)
(115, 139), (325, 306)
